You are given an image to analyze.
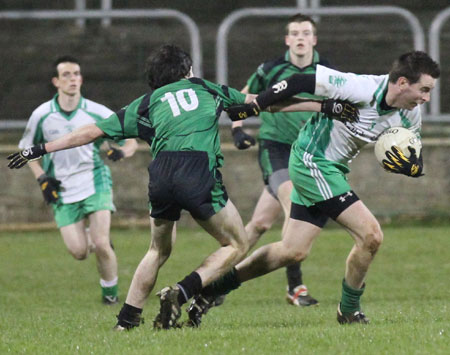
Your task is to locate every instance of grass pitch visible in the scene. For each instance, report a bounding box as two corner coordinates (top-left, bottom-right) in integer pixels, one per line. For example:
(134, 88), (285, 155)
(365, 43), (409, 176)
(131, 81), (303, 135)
(0, 224), (449, 354)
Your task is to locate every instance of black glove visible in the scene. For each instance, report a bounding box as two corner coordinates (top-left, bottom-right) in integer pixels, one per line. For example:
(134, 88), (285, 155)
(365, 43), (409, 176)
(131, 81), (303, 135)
(7, 143), (47, 169)
(382, 146), (424, 178)
(231, 127), (256, 150)
(37, 174), (61, 204)
(225, 102), (260, 121)
(106, 147), (125, 162)
(321, 99), (359, 124)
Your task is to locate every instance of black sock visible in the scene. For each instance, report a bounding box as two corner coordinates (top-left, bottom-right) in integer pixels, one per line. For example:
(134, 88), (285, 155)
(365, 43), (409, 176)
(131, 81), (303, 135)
(116, 303), (143, 328)
(176, 271), (203, 306)
(201, 267), (241, 298)
(286, 262), (303, 292)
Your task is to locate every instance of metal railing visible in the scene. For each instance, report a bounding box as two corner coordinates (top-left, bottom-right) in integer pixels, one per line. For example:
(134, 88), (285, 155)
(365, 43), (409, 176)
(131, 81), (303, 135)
(216, 6), (425, 85)
(428, 6), (450, 118)
(0, 9), (203, 130)
(0, 9), (202, 77)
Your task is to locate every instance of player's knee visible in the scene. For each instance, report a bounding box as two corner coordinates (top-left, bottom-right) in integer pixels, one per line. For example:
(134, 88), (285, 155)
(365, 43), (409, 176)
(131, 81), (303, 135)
(69, 247), (89, 260)
(149, 242), (172, 261)
(227, 236), (249, 261)
(94, 239), (112, 253)
(250, 217), (272, 237)
(236, 237), (250, 257)
(362, 224), (383, 255)
(290, 248), (309, 263)
(280, 242), (308, 264)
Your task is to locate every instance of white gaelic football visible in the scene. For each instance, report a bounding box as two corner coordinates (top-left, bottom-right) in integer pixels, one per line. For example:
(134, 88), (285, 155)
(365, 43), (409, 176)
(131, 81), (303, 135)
(374, 127), (422, 165)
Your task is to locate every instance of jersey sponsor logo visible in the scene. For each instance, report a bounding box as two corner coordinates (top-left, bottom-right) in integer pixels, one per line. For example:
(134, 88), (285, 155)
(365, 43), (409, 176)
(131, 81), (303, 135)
(344, 122), (376, 141)
(272, 80), (288, 94)
(328, 75), (347, 88)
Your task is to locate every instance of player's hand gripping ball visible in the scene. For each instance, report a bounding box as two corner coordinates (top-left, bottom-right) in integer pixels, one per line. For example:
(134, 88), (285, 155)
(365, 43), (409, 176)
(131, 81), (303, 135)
(375, 127), (423, 177)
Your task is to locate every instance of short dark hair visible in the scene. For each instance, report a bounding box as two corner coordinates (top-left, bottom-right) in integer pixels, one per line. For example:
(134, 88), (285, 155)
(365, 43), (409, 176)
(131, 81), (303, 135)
(53, 55), (80, 78)
(389, 51), (440, 84)
(146, 45), (192, 89)
(285, 13), (317, 35)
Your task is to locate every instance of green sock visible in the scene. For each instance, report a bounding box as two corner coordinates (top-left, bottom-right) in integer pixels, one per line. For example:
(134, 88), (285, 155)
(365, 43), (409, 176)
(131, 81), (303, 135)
(102, 284), (118, 298)
(340, 278), (365, 314)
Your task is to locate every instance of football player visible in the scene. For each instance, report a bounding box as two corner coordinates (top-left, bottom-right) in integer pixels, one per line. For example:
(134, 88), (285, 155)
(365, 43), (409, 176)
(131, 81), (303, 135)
(188, 50), (439, 325)
(16, 56), (138, 304)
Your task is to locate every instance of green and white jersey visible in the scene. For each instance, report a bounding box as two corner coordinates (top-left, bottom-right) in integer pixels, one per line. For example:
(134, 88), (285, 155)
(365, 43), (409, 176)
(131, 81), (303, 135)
(247, 50), (327, 144)
(97, 78), (246, 169)
(296, 65), (421, 164)
(19, 95), (114, 203)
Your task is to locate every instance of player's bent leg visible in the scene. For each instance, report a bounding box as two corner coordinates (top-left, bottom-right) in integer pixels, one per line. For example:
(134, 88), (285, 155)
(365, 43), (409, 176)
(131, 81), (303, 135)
(89, 210), (116, 279)
(236, 217), (321, 282)
(335, 200), (382, 324)
(245, 188), (281, 248)
(158, 200), (248, 329)
(276, 181), (318, 307)
(194, 199), (249, 286)
(89, 210), (119, 304)
(127, 218), (175, 308)
(186, 217), (322, 327)
(336, 201), (383, 289)
(116, 217), (174, 331)
(60, 220), (90, 260)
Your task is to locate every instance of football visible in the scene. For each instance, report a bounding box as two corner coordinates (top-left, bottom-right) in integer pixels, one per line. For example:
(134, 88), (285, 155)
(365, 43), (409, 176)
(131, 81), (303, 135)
(374, 127), (422, 165)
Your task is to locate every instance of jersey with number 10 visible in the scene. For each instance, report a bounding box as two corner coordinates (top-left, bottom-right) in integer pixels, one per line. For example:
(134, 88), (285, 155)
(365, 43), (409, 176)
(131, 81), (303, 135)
(97, 78), (246, 168)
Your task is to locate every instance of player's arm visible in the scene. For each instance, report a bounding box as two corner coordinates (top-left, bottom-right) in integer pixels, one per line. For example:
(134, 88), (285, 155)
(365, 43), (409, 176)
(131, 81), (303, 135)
(121, 139), (139, 158)
(106, 139), (139, 161)
(48, 124), (104, 152)
(7, 124), (104, 169)
(28, 160), (62, 203)
(230, 88), (257, 150)
(269, 96), (359, 123)
(226, 74), (358, 122)
(231, 85), (251, 129)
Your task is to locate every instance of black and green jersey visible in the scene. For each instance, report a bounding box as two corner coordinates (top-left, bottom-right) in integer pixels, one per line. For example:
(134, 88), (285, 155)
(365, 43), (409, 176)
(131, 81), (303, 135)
(247, 50), (329, 144)
(97, 78), (246, 168)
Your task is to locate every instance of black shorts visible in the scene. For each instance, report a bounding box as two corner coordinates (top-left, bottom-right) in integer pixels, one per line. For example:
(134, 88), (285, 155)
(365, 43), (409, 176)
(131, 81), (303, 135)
(258, 139), (292, 197)
(290, 191), (360, 228)
(148, 151), (228, 221)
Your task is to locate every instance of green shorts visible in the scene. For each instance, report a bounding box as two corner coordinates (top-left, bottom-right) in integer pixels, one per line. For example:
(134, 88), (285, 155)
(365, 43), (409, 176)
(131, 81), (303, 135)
(258, 139), (292, 197)
(52, 190), (116, 228)
(289, 147), (351, 207)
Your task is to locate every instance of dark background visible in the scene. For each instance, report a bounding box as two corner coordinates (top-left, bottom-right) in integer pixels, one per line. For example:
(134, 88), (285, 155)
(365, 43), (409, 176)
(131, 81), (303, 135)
(0, 0), (449, 120)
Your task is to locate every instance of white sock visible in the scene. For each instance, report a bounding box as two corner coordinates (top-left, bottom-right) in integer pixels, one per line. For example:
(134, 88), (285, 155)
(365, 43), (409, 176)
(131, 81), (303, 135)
(100, 277), (118, 288)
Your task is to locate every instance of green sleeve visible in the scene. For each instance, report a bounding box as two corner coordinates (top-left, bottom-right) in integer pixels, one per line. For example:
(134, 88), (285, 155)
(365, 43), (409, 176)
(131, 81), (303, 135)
(95, 96), (145, 139)
(202, 79), (246, 108)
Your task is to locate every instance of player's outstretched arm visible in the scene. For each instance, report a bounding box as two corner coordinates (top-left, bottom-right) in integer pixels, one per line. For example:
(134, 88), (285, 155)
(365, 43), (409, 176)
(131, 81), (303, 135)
(7, 124), (105, 169)
(226, 97), (359, 124)
(274, 98), (359, 124)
